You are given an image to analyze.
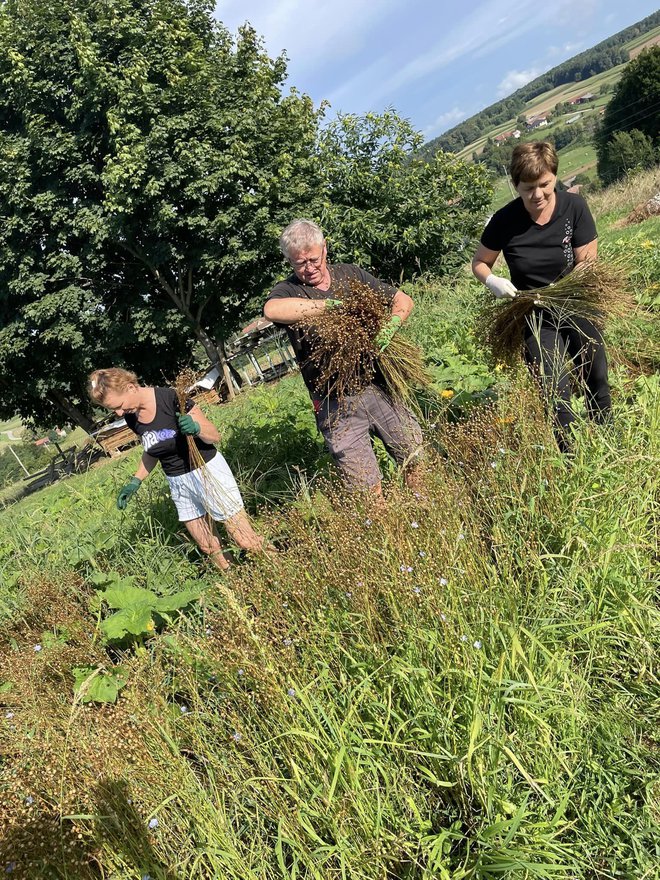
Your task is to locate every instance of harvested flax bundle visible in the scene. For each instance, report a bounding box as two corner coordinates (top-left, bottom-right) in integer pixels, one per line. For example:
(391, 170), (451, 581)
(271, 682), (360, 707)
(483, 260), (635, 361)
(298, 280), (431, 409)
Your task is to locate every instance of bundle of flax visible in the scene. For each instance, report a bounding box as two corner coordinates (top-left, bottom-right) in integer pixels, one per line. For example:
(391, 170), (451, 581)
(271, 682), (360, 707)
(298, 280), (431, 410)
(174, 368), (237, 517)
(484, 259), (635, 362)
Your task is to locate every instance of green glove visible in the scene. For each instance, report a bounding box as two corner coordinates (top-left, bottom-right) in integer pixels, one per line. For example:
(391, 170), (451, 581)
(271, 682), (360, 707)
(325, 298), (343, 311)
(376, 315), (402, 352)
(117, 477), (142, 510)
(178, 413), (200, 436)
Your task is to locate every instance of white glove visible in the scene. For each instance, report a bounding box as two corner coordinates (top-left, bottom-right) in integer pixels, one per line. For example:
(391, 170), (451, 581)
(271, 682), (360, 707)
(485, 274), (517, 300)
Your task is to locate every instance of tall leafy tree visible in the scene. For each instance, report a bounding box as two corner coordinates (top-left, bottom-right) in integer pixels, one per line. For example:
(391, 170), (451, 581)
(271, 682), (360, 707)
(0, 0), (321, 426)
(317, 110), (492, 281)
(596, 47), (660, 183)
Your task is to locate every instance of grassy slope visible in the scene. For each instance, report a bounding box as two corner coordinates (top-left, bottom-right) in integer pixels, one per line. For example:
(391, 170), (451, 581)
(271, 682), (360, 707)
(0, 174), (659, 879)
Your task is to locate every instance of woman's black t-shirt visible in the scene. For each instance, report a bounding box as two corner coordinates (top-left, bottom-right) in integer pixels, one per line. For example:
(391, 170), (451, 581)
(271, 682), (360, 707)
(124, 387), (216, 477)
(480, 190), (597, 290)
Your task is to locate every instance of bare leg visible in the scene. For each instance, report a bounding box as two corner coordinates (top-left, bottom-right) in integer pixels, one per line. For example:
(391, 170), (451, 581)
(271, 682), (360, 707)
(184, 515), (231, 571)
(224, 509), (271, 554)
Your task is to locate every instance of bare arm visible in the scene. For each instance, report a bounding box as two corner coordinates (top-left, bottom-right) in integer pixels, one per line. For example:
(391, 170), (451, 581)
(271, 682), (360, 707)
(187, 404), (220, 444)
(574, 239), (598, 266)
(263, 297), (331, 324)
(392, 289), (413, 324)
(472, 243), (501, 284)
(134, 452), (158, 481)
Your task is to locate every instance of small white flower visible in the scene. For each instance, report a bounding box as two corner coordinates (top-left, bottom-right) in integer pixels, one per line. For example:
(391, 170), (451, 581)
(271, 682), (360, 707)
(148, 817), (159, 830)
(5, 712), (14, 720)
(237, 668), (245, 677)
(179, 705), (188, 714)
(410, 521), (419, 529)
(498, 447), (506, 454)
(283, 638), (292, 646)
(364, 518), (372, 527)
(419, 551), (426, 558)
(439, 577), (448, 586)
(440, 613), (447, 622)
(25, 795), (34, 806)
(413, 586), (421, 595)
(473, 640), (482, 650)
(33, 644), (42, 653)
(460, 634), (468, 643)
(458, 533), (465, 541)
(490, 461), (497, 469)
(345, 591), (352, 598)
(231, 730), (242, 742)
(287, 687), (296, 698)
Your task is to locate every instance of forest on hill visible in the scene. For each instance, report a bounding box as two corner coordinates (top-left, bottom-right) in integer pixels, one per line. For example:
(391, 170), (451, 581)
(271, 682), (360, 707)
(422, 9), (660, 157)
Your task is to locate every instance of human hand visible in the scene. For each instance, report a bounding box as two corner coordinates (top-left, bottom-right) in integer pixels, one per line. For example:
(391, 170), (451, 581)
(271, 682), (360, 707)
(485, 274), (517, 300)
(117, 477), (142, 510)
(376, 315), (403, 352)
(178, 413), (200, 436)
(325, 298), (343, 311)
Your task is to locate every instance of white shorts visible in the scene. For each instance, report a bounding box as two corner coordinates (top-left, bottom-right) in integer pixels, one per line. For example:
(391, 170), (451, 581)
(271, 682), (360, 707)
(166, 452), (244, 523)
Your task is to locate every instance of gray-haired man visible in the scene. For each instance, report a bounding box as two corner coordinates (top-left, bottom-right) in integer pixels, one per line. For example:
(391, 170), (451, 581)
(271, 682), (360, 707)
(264, 219), (423, 494)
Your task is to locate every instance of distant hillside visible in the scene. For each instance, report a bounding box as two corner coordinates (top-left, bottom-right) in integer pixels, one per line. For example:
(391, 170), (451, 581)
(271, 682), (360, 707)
(422, 10), (660, 157)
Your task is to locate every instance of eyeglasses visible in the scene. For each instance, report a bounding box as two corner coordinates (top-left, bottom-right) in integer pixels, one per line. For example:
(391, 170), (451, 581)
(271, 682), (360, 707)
(290, 248), (325, 271)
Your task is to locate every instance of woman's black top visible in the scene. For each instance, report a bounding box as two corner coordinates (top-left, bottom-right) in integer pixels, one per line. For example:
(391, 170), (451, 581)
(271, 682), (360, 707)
(124, 387), (216, 477)
(480, 190), (597, 290)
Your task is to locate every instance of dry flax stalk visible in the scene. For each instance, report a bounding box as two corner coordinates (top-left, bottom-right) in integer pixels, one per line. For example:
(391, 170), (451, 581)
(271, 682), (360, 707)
(298, 280), (432, 410)
(483, 259), (636, 361)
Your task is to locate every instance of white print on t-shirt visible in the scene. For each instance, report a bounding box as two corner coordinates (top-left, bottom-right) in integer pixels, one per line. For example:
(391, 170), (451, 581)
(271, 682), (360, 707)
(562, 220), (574, 270)
(142, 428), (176, 452)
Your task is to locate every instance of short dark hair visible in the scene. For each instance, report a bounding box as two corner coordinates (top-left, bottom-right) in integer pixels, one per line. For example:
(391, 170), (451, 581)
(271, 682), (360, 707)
(509, 142), (558, 186)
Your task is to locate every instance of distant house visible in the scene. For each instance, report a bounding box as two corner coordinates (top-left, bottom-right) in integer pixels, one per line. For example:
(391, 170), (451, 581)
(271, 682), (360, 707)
(493, 129), (521, 145)
(569, 93), (596, 105)
(526, 115), (548, 130)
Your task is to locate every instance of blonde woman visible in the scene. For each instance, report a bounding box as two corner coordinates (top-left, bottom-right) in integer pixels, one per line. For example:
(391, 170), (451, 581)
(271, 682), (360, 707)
(89, 368), (264, 570)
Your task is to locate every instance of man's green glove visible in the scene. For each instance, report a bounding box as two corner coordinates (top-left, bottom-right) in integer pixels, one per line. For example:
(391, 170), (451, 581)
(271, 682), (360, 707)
(325, 298), (343, 311)
(178, 413), (200, 436)
(376, 315), (402, 352)
(117, 477), (142, 510)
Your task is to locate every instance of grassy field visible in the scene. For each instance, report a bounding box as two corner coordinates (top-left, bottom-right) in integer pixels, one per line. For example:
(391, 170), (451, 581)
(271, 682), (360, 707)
(454, 24), (660, 163)
(0, 171), (659, 879)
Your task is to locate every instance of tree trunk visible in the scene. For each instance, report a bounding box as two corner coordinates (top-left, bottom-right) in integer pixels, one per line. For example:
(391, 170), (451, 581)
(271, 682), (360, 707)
(47, 391), (96, 432)
(134, 254), (241, 400)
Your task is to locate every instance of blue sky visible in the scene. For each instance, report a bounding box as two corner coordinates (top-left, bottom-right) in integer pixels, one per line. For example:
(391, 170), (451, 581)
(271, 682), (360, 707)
(213, 0), (660, 140)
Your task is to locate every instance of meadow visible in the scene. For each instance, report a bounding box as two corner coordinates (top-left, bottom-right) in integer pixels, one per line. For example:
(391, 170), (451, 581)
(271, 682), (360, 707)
(0, 172), (659, 879)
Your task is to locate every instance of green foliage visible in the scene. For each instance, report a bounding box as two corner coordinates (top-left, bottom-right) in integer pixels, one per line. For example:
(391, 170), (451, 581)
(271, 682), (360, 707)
(597, 46), (660, 183)
(73, 665), (128, 703)
(0, 0), (321, 426)
(319, 110), (492, 280)
(91, 570), (201, 642)
(598, 129), (658, 185)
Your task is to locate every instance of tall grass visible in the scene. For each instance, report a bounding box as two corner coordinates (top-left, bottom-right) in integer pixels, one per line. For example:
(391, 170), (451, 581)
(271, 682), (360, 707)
(1, 190), (659, 878)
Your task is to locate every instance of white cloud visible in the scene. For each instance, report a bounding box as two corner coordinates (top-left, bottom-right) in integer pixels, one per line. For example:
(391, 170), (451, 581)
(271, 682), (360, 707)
(422, 107), (467, 138)
(497, 67), (542, 97)
(325, 0), (574, 110)
(214, 0), (401, 76)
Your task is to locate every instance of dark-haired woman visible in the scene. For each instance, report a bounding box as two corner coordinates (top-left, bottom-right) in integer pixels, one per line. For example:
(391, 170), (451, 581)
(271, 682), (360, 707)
(472, 140), (611, 451)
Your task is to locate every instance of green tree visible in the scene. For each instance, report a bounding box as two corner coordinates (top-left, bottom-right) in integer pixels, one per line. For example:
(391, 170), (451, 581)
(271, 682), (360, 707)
(597, 129), (657, 185)
(317, 110), (492, 280)
(0, 0), (321, 426)
(597, 46), (660, 182)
